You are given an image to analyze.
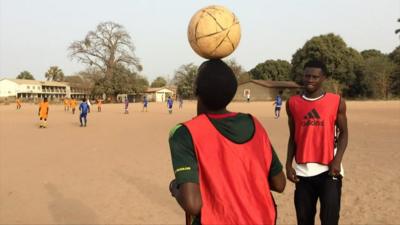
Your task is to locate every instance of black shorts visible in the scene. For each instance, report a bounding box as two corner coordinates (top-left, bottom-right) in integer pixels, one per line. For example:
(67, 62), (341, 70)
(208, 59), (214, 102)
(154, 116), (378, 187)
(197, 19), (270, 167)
(275, 107), (281, 111)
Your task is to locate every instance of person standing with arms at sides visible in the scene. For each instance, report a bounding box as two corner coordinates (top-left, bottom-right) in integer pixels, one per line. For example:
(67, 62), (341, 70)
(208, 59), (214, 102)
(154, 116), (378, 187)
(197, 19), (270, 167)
(16, 98), (22, 110)
(142, 96), (148, 112)
(273, 90), (283, 119)
(97, 99), (102, 112)
(179, 96), (183, 109)
(68, 98), (72, 112)
(167, 96), (173, 114)
(71, 98), (77, 115)
(124, 97), (129, 114)
(285, 60), (348, 225)
(169, 60), (286, 225)
(79, 98), (90, 127)
(64, 98), (69, 112)
(246, 91), (251, 103)
(38, 97), (49, 128)
(86, 98), (91, 108)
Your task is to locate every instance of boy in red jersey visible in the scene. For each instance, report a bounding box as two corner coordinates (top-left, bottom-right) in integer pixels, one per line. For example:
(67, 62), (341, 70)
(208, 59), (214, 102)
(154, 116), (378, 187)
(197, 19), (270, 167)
(285, 60), (348, 225)
(169, 60), (286, 225)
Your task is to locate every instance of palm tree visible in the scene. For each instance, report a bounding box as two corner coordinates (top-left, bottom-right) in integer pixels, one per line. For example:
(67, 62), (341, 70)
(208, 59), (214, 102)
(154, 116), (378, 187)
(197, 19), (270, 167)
(45, 66), (64, 81)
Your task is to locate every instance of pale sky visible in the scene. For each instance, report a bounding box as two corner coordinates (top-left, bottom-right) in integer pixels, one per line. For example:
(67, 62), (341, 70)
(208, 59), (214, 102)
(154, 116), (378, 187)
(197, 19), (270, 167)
(0, 0), (399, 82)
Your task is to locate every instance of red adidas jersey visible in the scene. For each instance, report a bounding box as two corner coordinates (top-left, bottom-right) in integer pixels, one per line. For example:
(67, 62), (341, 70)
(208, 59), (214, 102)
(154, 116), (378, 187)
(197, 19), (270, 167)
(184, 114), (276, 225)
(288, 93), (340, 165)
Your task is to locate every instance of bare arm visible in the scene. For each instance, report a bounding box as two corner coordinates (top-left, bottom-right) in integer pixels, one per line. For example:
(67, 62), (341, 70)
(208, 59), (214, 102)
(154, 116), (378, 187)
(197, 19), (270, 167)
(269, 171), (286, 193)
(285, 100), (299, 183)
(170, 181), (202, 216)
(329, 98), (348, 176)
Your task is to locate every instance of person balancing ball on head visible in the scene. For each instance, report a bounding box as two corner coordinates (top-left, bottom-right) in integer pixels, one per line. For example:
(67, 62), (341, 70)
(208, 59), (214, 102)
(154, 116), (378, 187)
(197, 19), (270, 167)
(169, 7), (285, 224)
(168, 60), (286, 225)
(285, 59), (348, 225)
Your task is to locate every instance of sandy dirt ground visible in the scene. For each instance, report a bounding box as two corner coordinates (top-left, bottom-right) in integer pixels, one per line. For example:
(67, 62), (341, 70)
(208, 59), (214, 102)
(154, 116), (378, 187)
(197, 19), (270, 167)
(0, 100), (399, 224)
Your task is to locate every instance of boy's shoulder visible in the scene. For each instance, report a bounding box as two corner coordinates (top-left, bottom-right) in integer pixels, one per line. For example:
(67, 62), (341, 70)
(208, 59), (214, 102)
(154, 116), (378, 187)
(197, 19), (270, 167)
(169, 124), (192, 141)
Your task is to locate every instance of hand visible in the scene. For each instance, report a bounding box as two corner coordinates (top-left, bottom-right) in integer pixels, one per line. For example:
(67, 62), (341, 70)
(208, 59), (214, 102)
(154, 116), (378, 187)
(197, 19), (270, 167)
(329, 158), (341, 177)
(169, 179), (179, 197)
(286, 165), (299, 183)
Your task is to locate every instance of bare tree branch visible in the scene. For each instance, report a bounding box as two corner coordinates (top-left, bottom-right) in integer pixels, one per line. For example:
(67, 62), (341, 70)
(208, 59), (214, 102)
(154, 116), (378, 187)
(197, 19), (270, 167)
(68, 21), (142, 79)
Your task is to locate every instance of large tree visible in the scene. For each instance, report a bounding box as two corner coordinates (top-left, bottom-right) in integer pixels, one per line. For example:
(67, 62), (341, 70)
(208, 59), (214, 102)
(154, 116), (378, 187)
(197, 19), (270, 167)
(389, 46), (400, 64)
(173, 63), (198, 98)
(291, 33), (362, 95)
(362, 55), (396, 99)
(45, 66), (64, 81)
(64, 74), (93, 90)
(348, 48), (399, 99)
(389, 46), (400, 96)
(249, 59), (291, 81)
(69, 21), (142, 80)
(150, 76), (167, 88)
(224, 58), (250, 83)
(16, 71), (35, 80)
(361, 49), (385, 59)
(89, 65), (148, 97)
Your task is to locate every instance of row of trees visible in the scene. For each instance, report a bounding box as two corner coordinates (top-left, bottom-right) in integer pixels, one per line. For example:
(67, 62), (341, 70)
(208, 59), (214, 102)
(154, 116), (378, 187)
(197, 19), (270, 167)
(16, 66), (65, 81)
(16, 22), (398, 100)
(248, 34), (399, 99)
(172, 38), (399, 99)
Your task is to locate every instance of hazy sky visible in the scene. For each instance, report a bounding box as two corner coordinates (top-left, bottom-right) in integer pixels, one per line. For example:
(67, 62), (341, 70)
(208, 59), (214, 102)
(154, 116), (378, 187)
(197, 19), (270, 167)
(0, 0), (399, 82)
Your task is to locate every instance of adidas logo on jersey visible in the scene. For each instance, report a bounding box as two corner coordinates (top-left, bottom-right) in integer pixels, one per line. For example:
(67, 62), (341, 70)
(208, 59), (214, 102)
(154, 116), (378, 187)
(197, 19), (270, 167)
(302, 108), (324, 126)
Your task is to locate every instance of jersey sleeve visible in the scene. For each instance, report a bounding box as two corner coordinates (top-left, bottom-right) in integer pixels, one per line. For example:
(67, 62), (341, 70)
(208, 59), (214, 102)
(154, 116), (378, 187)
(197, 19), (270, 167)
(169, 124), (199, 185)
(269, 146), (283, 178)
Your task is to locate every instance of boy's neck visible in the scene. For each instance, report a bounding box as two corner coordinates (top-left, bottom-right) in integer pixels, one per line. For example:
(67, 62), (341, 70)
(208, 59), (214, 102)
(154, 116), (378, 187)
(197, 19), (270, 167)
(207, 108), (229, 114)
(199, 108), (229, 115)
(304, 88), (324, 99)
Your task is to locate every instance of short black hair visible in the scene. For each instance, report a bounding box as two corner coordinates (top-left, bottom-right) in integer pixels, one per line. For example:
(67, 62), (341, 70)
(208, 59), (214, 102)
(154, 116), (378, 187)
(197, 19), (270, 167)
(195, 59), (237, 110)
(304, 59), (328, 76)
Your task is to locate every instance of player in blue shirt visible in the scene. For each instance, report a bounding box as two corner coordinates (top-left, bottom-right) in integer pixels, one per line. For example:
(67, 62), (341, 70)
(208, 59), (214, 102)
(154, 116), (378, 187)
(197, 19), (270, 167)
(167, 96), (173, 114)
(142, 96), (148, 112)
(79, 98), (90, 127)
(124, 97), (129, 114)
(273, 90), (283, 119)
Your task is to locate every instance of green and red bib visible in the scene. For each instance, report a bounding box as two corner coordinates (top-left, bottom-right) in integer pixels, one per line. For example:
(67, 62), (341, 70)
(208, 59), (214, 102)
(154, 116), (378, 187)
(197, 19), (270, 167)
(184, 114), (276, 225)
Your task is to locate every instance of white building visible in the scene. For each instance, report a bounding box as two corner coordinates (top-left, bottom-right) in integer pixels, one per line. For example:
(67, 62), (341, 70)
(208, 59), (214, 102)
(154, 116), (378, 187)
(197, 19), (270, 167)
(0, 78), (89, 101)
(144, 87), (175, 102)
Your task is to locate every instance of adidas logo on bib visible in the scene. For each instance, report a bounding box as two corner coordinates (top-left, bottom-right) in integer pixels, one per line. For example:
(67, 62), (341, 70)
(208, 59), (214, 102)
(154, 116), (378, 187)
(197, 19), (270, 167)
(302, 108), (324, 126)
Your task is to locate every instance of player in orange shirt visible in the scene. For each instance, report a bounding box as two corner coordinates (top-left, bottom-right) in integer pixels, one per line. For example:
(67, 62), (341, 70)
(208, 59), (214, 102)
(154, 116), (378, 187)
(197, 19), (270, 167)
(63, 98), (69, 112)
(38, 97), (49, 128)
(70, 98), (77, 114)
(97, 99), (102, 112)
(16, 98), (22, 110)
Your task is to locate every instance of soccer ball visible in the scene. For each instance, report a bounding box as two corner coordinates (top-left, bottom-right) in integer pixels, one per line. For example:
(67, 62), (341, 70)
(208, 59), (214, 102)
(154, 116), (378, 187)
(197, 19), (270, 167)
(187, 5), (241, 59)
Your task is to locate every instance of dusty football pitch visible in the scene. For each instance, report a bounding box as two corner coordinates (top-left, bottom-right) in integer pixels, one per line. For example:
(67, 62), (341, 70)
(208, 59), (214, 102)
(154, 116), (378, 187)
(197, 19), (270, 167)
(0, 101), (399, 224)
